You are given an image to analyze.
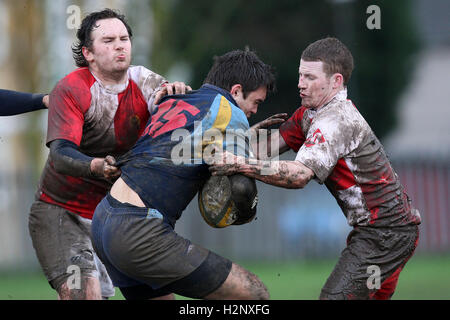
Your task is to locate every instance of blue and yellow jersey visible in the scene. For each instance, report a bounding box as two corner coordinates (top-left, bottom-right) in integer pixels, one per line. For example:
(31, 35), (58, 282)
(118, 84), (251, 226)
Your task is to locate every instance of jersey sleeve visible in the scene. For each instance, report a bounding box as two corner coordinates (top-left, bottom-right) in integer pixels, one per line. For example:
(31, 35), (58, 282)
(0, 89), (46, 116)
(295, 112), (358, 183)
(129, 66), (167, 114)
(46, 74), (91, 146)
(279, 107), (307, 152)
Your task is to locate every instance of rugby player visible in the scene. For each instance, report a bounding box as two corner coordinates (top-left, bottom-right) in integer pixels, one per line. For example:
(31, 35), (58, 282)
(91, 49), (278, 300)
(210, 37), (421, 300)
(28, 9), (190, 300)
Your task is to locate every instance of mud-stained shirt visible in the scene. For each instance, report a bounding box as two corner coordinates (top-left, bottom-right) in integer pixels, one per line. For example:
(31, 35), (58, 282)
(279, 89), (421, 227)
(38, 66), (166, 219)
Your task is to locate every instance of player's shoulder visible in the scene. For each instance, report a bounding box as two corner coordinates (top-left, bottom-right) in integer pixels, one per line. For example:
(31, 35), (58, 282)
(56, 67), (96, 91)
(291, 105), (309, 120)
(51, 68), (94, 111)
(316, 97), (358, 122)
(336, 98), (367, 127)
(128, 65), (165, 88)
(61, 67), (95, 84)
(217, 93), (249, 130)
(196, 90), (249, 131)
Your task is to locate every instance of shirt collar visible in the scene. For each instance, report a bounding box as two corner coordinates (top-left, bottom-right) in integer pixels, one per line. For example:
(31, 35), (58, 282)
(316, 87), (348, 110)
(200, 84), (238, 106)
(334, 88), (348, 101)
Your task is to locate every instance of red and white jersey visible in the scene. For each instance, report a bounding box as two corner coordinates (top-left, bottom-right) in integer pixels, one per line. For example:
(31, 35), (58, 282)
(38, 66), (166, 219)
(280, 89), (421, 227)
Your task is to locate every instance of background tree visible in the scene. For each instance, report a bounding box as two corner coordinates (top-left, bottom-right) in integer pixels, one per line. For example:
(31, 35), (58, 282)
(151, 0), (420, 140)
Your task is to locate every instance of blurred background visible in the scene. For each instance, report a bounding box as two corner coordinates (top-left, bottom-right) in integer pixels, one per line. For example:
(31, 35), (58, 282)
(0, 0), (449, 299)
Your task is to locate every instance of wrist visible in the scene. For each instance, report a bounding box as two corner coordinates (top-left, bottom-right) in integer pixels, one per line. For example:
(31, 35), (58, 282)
(89, 158), (104, 177)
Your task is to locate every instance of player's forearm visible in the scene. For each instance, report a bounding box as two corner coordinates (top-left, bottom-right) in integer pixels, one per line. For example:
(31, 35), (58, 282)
(49, 139), (94, 177)
(214, 158), (314, 189)
(244, 160), (313, 189)
(50, 139), (121, 180)
(0, 89), (46, 116)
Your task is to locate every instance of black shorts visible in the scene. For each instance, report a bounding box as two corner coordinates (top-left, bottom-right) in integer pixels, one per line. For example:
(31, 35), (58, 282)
(320, 224), (420, 300)
(91, 193), (232, 299)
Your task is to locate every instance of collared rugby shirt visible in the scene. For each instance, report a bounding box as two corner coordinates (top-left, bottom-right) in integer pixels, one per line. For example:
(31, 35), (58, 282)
(38, 66), (166, 219)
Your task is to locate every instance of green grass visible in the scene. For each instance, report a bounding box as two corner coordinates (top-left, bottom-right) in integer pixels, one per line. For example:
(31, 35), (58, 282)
(0, 253), (448, 300)
(240, 253), (450, 300)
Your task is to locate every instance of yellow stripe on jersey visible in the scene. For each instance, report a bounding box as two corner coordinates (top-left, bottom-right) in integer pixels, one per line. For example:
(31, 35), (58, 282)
(212, 96), (232, 131)
(201, 96), (233, 156)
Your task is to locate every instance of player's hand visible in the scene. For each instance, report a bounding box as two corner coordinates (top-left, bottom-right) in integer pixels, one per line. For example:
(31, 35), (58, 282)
(90, 156), (122, 181)
(154, 81), (192, 104)
(42, 95), (49, 108)
(104, 155), (122, 181)
(207, 150), (243, 176)
(250, 113), (288, 133)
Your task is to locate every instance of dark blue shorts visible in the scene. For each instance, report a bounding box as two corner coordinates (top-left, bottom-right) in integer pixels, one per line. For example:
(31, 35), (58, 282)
(91, 193), (232, 299)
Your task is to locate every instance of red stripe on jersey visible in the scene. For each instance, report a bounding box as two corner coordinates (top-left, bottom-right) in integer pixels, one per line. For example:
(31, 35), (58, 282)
(327, 158), (357, 190)
(279, 106), (307, 152)
(39, 175), (108, 220)
(114, 79), (150, 153)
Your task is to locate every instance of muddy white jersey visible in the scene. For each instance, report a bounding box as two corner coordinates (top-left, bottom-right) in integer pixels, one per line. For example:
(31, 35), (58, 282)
(280, 89), (421, 227)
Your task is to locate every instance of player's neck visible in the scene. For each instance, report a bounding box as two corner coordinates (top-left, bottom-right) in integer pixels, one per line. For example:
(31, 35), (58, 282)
(316, 86), (346, 110)
(89, 67), (128, 87)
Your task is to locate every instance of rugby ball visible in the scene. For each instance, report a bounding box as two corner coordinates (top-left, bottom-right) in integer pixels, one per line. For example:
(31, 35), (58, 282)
(198, 174), (258, 228)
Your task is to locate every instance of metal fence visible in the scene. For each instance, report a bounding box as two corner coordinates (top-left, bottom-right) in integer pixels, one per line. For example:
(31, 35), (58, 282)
(394, 160), (450, 253)
(0, 157), (448, 269)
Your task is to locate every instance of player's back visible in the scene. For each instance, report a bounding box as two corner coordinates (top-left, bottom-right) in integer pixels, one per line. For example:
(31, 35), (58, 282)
(118, 84), (250, 226)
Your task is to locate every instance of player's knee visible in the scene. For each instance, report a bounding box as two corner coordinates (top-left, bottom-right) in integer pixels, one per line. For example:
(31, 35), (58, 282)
(209, 263), (269, 300)
(55, 276), (102, 300)
(236, 265), (269, 300)
(250, 276), (270, 300)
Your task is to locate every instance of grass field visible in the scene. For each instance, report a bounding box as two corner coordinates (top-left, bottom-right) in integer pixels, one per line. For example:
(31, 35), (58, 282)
(0, 253), (448, 300)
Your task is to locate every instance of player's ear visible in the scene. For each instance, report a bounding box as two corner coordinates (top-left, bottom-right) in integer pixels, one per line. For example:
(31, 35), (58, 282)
(230, 84), (243, 98)
(332, 73), (344, 89)
(82, 46), (94, 63)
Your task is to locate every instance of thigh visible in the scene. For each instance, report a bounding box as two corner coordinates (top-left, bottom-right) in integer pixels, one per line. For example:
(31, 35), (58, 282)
(320, 226), (419, 300)
(28, 200), (100, 291)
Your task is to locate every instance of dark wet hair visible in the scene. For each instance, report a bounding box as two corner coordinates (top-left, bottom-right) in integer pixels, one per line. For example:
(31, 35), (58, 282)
(204, 49), (276, 98)
(72, 8), (133, 67)
(301, 37), (354, 85)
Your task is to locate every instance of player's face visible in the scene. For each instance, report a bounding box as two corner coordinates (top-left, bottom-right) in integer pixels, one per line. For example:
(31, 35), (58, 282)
(298, 59), (335, 109)
(85, 18), (132, 77)
(234, 86), (267, 118)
